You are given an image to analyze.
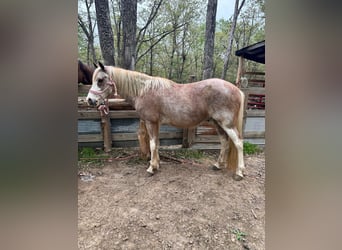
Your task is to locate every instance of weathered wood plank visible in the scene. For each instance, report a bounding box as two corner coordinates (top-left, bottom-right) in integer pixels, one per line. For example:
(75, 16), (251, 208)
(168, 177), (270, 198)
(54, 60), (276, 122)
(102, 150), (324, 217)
(244, 131), (265, 138)
(241, 87), (265, 95)
(78, 134), (103, 142)
(112, 132), (183, 141)
(190, 143), (220, 150)
(245, 110), (265, 117)
(78, 97), (134, 110)
(78, 132), (182, 143)
(248, 79), (265, 83)
(194, 135), (220, 143)
(78, 110), (140, 119)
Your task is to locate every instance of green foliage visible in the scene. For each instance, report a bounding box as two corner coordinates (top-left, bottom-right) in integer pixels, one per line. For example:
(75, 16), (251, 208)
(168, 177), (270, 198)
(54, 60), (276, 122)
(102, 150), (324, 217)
(173, 149), (205, 160)
(78, 0), (265, 82)
(78, 147), (107, 163)
(79, 147), (96, 159)
(231, 228), (247, 242)
(78, 25), (88, 61)
(243, 142), (261, 155)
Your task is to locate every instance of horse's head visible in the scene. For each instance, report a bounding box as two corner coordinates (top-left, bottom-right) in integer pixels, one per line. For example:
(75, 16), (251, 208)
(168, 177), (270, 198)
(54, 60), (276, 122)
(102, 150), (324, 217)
(86, 62), (116, 107)
(78, 60), (94, 85)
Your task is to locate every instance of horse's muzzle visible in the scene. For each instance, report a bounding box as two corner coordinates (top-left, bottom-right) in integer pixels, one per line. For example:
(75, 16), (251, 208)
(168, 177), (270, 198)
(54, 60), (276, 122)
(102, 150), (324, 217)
(87, 98), (97, 107)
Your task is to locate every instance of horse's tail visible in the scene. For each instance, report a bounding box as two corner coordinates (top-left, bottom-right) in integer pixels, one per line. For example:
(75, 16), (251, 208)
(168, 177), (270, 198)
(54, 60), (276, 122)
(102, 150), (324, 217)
(227, 89), (245, 171)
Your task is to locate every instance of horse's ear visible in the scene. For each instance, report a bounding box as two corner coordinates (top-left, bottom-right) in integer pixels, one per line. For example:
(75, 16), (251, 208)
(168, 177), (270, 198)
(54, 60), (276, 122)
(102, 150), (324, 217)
(93, 62), (98, 68)
(98, 61), (105, 71)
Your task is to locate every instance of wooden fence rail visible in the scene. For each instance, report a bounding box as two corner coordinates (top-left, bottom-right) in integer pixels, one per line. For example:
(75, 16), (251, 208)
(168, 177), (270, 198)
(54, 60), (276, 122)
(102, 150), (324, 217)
(78, 86), (265, 150)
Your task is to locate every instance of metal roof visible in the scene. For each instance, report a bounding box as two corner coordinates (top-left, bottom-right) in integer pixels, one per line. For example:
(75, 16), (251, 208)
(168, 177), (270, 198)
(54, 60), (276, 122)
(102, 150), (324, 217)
(235, 40), (265, 64)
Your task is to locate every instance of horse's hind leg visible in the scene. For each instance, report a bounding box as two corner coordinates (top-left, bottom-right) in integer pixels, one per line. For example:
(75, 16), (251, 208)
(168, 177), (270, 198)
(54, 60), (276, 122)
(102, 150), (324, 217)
(223, 127), (245, 179)
(214, 119), (245, 179)
(212, 122), (229, 170)
(137, 120), (150, 160)
(145, 121), (160, 175)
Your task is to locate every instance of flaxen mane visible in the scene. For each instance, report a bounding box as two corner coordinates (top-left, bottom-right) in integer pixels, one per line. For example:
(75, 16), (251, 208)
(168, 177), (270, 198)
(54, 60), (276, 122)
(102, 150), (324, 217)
(107, 67), (175, 99)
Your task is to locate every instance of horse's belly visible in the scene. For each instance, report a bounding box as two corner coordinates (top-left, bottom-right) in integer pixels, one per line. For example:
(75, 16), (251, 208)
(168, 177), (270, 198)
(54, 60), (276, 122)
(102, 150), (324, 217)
(160, 113), (207, 128)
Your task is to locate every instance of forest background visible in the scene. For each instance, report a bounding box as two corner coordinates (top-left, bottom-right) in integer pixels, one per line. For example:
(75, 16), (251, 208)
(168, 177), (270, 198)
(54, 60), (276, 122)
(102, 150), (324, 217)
(78, 0), (264, 84)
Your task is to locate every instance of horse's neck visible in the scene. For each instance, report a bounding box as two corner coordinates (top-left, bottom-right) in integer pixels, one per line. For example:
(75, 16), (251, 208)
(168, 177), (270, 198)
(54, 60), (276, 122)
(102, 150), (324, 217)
(110, 67), (174, 100)
(84, 67), (93, 84)
(111, 67), (146, 98)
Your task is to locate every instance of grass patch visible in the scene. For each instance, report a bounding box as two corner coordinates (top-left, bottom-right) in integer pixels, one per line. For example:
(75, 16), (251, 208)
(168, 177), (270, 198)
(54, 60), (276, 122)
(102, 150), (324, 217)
(78, 147), (108, 163)
(231, 228), (247, 242)
(171, 149), (205, 160)
(243, 142), (262, 155)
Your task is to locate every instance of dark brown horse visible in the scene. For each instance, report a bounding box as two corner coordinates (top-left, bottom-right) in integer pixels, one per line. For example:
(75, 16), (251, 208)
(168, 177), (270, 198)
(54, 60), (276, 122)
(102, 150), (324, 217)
(78, 60), (95, 85)
(87, 62), (246, 180)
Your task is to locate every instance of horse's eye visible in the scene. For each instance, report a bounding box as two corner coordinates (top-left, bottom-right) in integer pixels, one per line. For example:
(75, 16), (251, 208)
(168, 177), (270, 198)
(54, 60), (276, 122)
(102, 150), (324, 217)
(97, 79), (104, 87)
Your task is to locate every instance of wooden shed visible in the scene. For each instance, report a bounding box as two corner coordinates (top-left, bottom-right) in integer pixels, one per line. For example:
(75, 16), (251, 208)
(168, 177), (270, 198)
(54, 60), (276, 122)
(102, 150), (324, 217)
(235, 40), (265, 145)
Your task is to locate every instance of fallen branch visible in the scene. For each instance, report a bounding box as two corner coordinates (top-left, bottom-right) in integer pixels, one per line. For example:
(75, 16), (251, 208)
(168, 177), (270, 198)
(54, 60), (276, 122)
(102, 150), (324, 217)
(79, 154), (139, 162)
(160, 154), (204, 167)
(79, 157), (109, 160)
(114, 154), (139, 161)
(251, 209), (257, 219)
(160, 154), (183, 163)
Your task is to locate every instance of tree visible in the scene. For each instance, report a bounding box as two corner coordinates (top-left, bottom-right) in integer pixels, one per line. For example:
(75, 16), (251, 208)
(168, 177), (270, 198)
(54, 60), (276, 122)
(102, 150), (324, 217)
(158, 0), (204, 82)
(95, 0), (115, 65)
(121, 0), (137, 70)
(221, 0), (246, 80)
(78, 0), (97, 64)
(202, 0), (217, 80)
(136, 0), (164, 74)
(110, 0), (122, 65)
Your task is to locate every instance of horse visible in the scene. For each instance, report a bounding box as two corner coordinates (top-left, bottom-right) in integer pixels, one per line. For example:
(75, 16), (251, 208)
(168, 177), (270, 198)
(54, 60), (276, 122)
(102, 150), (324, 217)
(86, 62), (246, 180)
(78, 60), (95, 85)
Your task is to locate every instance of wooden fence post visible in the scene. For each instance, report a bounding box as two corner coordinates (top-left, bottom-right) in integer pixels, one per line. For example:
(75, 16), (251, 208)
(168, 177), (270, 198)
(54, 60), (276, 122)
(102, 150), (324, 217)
(101, 114), (112, 153)
(235, 57), (245, 87)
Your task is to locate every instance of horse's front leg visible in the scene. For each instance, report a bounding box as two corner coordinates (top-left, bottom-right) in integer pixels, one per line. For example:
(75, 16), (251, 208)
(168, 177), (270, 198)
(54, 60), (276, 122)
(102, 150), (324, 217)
(145, 121), (160, 175)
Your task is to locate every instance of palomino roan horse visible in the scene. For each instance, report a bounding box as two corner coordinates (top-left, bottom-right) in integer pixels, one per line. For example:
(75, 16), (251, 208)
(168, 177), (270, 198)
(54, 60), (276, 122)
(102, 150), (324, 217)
(86, 62), (246, 180)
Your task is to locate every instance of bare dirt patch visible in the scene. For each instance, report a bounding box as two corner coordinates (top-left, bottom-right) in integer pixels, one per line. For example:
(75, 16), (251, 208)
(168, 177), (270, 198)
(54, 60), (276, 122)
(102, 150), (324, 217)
(78, 149), (265, 249)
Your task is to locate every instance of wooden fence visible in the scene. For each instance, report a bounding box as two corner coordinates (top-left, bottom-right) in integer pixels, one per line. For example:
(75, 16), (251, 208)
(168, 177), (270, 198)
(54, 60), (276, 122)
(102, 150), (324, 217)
(78, 85), (265, 150)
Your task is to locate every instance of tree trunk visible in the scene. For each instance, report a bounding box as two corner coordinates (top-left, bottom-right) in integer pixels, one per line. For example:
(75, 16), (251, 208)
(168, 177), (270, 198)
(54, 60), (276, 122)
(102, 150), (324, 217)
(86, 0), (97, 63)
(179, 23), (188, 81)
(121, 0), (137, 70)
(78, 0), (97, 64)
(95, 0), (115, 65)
(202, 0), (217, 80)
(149, 40), (153, 75)
(221, 0), (246, 80)
(168, 25), (177, 80)
(111, 0), (121, 65)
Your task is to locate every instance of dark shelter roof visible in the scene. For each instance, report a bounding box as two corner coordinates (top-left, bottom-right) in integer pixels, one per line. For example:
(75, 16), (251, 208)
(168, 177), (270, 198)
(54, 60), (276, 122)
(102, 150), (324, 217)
(235, 40), (265, 64)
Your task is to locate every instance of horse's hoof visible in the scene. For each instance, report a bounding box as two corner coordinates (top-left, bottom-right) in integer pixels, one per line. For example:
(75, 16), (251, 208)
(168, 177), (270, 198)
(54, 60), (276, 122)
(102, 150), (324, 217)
(147, 171), (154, 177)
(233, 174), (243, 181)
(146, 166), (155, 176)
(212, 165), (222, 171)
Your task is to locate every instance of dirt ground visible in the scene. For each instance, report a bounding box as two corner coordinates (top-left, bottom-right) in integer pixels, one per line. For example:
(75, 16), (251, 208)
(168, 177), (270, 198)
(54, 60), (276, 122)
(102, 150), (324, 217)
(78, 148), (265, 250)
